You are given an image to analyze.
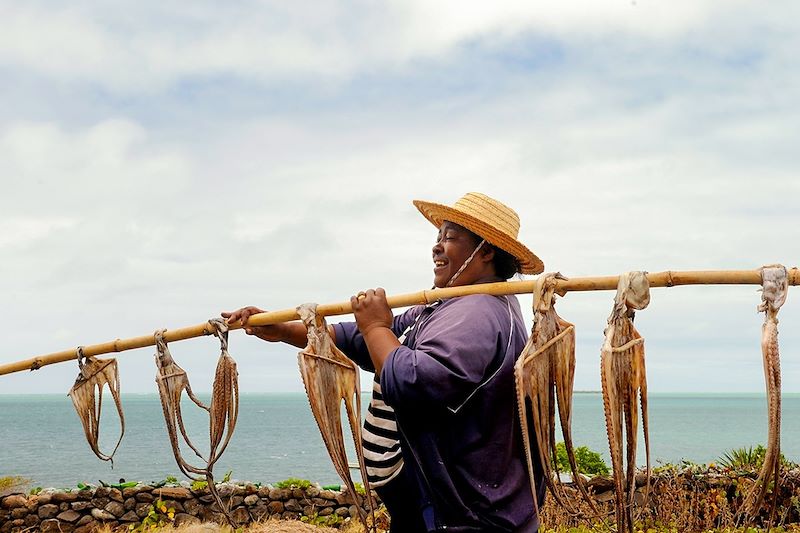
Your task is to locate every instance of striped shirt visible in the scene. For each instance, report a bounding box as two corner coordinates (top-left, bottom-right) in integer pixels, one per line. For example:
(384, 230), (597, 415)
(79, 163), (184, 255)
(361, 301), (440, 487)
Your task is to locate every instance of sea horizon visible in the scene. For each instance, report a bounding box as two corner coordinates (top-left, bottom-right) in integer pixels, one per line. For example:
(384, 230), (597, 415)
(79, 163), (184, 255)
(2, 392), (797, 489)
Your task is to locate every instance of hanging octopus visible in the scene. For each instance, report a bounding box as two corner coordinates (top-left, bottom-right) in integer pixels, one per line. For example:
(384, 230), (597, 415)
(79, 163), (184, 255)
(600, 271), (651, 533)
(153, 319), (239, 525)
(514, 273), (597, 516)
(297, 303), (375, 532)
(741, 264), (788, 519)
(68, 347), (126, 465)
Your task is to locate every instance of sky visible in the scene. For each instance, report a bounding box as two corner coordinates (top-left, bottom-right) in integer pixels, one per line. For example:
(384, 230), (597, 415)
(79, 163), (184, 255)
(0, 1), (798, 395)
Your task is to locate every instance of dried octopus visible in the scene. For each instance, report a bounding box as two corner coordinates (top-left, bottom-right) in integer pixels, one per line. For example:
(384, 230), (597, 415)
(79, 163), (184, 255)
(514, 273), (597, 516)
(740, 264), (788, 520)
(153, 318), (239, 525)
(600, 271), (651, 533)
(68, 347), (126, 465)
(297, 303), (374, 531)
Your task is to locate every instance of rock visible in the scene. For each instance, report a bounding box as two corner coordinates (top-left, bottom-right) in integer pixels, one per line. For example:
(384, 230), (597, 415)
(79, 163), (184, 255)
(244, 483), (258, 494)
(60, 502), (70, 511)
(595, 490), (615, 503)
(37, 493), (53, 506)
(120, 511), (139, 522)
(135, 492), (154, 503)
(76, 489), (93, 500)
(161, 499), (184, 513)
(312, 497), (334, 507)
(76, 515), (95, 526)
(122, 487), (139, 498)
(38, 504), (60, 519)
(90, 497), (110, 509)
(174, 513), (201, 527)
(335, 491), (355, 505)
(1, 495), (27, 509)
(268, 488), (289, 500)
(109, 488), (123, 502)
(0, 520), (13, 533)
(231, 506), (250, 524)
(124, 497), (136, 511)
(335, 506), (349, 517)
(281, 511), (299, 520)
(71, 501), (93, 511)
(229, 496), (244, 508)
(306, 486), (320, 498)
(244, 494), (260, 506)
(198, 494), (215, 504)
(135, 502), (151, 518)
(51, 492), (79, 503)
(75, 522), (98, 533)
(251, 503), (269, 520)
(93, 487), (110, 498)
(105, 500), (126, 517)
(40, 519), (67, 533)
(291, 488), (305, 499)
(267, 501), (284, 514)
(57, 510), (82, 522)
(257, 486), (271, 498)
(154, 487), (192, 500)
(10, 507), (28, 519)
(319, 506), (333, 516)
(183, 498), (202, 516)
(91, 507), (116, 521)
(285, 498), (302, 512)
(348, 505), (360, 518)
(303, 504), (314, 516)
(319, 490), (336, 500)
(217, 484), (235, 497)
(24, 513), (40, 527)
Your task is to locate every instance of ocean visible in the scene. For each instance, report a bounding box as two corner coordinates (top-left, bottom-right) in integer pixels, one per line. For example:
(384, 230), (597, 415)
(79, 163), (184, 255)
(1, 393), (797, 489)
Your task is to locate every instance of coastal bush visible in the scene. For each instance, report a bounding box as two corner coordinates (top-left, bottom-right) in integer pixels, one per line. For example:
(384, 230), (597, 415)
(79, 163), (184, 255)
(275, 477), (312, 489)
(718, 445), (797, 471)
(128, 498), (175, 532)
(0, 476), (29, 492)
(555, 442), (610, 476)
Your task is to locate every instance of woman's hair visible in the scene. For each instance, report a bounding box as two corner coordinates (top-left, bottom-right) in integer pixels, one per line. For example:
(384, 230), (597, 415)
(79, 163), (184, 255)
(462, 227), (521, 280)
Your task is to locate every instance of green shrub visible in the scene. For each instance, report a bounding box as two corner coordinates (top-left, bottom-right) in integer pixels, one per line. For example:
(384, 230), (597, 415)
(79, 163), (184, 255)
(275, 477), (311, 489)
(554, 442), (610, 476)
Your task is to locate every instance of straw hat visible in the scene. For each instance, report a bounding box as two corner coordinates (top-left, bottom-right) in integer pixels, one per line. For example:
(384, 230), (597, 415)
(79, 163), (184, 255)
(413, 192), (544, 275)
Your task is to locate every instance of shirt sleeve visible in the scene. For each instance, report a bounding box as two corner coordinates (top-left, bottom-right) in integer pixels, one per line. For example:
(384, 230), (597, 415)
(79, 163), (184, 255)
(332, 306), (424, 372)
(380, 296), (509, 414)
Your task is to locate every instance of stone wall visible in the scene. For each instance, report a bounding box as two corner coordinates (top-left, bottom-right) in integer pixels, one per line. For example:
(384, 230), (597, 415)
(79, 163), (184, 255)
(0, 483), (369, 533)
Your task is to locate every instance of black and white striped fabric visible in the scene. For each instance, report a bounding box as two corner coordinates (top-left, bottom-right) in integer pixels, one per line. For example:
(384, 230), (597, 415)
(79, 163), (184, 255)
(362, 377), (403, 487)
(361, 301), (441, 487)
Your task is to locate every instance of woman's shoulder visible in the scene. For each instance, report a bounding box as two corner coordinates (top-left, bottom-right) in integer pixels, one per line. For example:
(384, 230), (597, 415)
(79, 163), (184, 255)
(439, 293), (519, 317)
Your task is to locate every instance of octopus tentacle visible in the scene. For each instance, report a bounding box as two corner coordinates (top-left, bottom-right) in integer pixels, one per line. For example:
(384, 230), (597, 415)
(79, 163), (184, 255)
(297, 304), (375, 533)
(600, 271), (651, 533)
(741, 265), (787, 520)
(514, 273), (598, 518)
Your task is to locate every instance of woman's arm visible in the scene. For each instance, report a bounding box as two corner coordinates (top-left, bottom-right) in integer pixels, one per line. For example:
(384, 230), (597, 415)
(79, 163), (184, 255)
(222, 306), (336, 348)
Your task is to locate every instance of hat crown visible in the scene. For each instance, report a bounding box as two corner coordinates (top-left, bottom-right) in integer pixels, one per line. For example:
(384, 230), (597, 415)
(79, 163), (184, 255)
(413, 192), (544, 274)
(452, 192), (520, 239)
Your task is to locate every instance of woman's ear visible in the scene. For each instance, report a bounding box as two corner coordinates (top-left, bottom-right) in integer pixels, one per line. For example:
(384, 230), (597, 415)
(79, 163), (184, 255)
(480, 245), (495, 264)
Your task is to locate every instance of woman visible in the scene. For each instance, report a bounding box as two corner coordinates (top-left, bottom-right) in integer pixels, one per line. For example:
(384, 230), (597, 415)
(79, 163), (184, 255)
(224, 192), (546, 532)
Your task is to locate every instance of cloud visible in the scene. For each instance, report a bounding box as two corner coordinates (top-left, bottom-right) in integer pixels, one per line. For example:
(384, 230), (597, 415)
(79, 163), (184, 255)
(1, 1), (792, 92)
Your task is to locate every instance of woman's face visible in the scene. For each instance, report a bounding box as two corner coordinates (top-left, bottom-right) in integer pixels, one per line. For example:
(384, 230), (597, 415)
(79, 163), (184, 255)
(431, 221), (488, 288)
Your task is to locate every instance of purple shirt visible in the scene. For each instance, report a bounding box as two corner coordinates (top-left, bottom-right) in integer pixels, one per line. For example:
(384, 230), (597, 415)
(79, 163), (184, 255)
(334, 294), (543, 532)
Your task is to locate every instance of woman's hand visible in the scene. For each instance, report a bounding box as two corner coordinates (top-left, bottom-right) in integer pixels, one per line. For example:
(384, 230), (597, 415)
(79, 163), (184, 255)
(222, 306), (284, 341)
(352, 288), (399, 373)
(351, 288), (393, 336)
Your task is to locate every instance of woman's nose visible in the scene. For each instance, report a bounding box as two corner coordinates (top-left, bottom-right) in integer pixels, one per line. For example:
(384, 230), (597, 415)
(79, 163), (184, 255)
(432, 240), (443, 254)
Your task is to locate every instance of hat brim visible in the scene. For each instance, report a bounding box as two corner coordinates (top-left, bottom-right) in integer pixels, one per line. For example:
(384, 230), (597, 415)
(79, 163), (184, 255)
(413, 199), (544, 275)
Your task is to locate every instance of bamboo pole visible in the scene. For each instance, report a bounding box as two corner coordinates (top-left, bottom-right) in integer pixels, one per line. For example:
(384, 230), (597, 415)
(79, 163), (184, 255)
(1, 268), (797, 377)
